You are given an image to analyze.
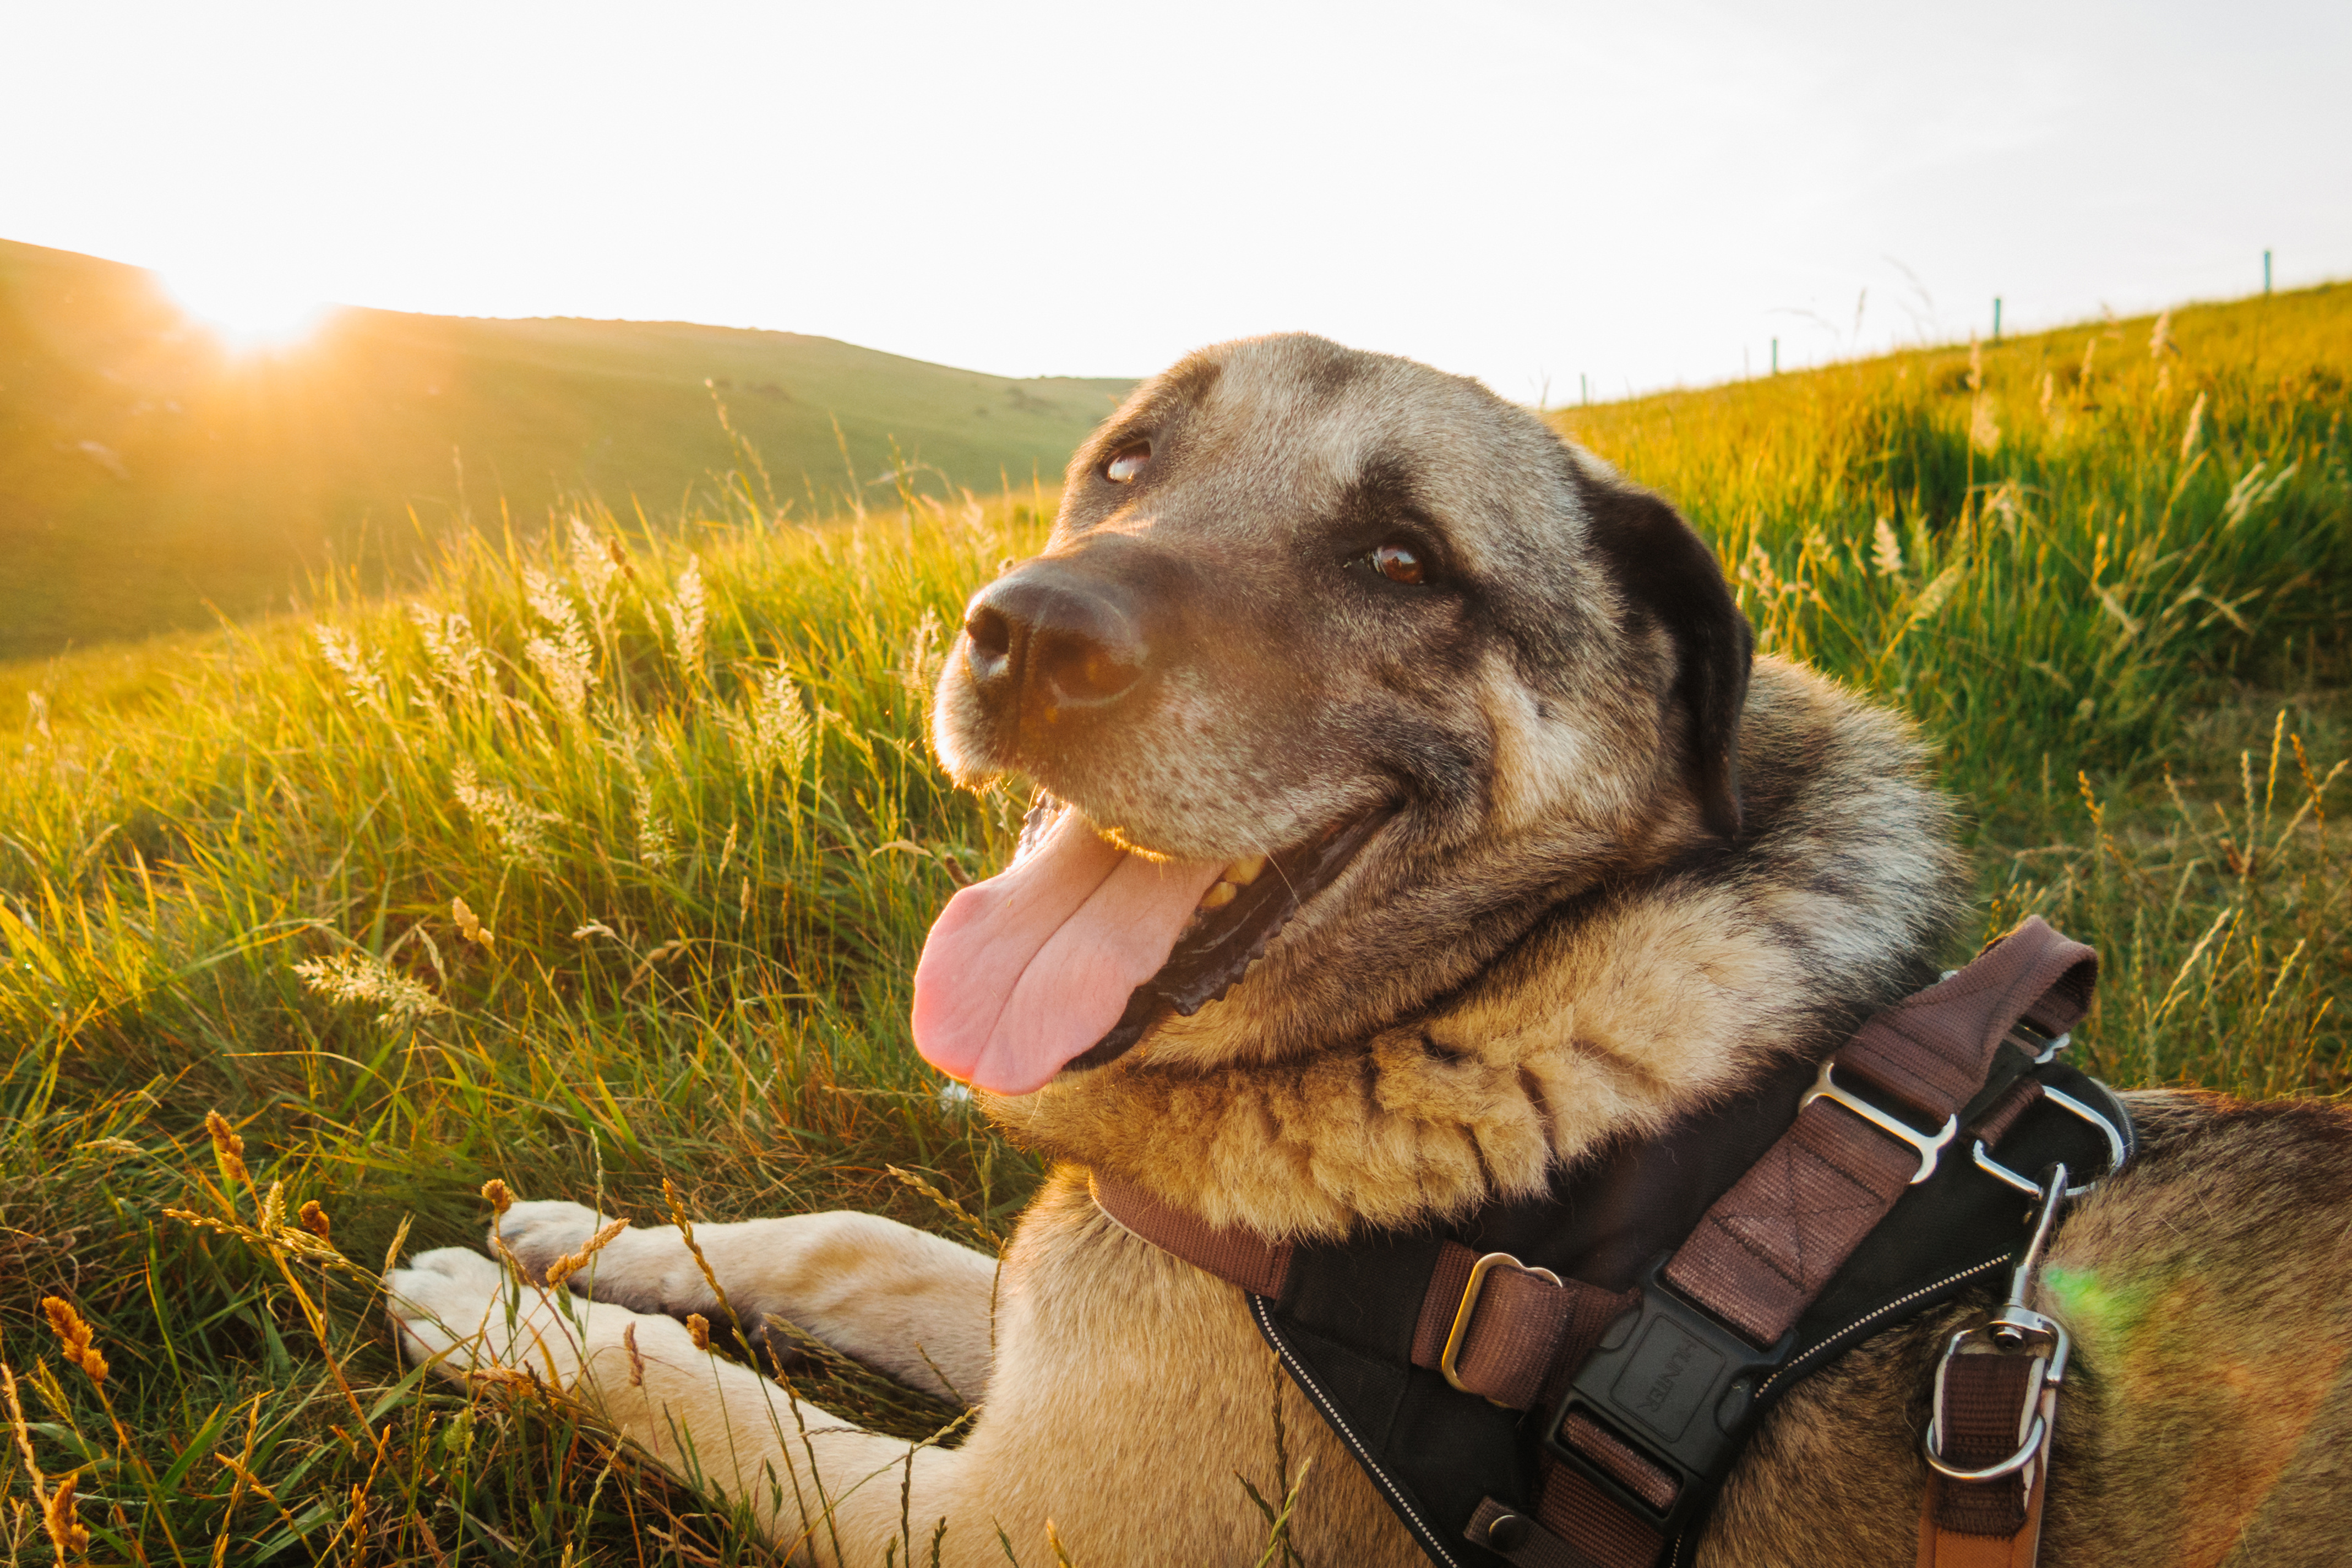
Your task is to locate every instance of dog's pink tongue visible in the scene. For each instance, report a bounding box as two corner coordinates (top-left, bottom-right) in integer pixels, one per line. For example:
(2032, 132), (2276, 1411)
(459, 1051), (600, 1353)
(913, 811), (1223, 1095)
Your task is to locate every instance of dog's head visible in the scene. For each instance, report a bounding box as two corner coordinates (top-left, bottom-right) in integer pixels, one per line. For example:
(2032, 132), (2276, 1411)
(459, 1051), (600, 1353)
(916, 334), (1752, 1093)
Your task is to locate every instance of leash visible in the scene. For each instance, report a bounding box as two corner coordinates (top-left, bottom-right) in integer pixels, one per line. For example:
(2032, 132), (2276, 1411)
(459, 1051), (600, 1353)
(1918, 1163), (2071, 1567)
(1092, 917), (2116, 1568)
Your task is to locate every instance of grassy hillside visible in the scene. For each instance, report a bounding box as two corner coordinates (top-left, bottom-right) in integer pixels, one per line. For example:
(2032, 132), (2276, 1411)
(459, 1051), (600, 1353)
(0, 285), (2346, 1564)
(0, 237), (1131, 660)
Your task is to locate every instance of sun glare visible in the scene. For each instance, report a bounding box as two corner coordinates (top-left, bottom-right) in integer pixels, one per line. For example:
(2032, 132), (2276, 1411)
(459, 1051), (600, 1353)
(162, 263), (333, 351)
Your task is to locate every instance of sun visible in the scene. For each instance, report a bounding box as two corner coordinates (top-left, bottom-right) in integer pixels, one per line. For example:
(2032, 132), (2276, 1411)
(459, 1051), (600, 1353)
(161, 261), (334, 352)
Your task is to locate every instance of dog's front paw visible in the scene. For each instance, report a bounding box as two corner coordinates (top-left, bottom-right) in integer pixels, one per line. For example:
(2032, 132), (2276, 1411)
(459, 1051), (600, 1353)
(493, 1199), (607, 1284)
(386, 1246), (587, 1385)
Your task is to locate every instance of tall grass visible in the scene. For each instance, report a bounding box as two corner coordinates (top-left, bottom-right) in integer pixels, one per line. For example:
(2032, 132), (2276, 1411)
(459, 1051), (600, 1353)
(2, 286), (2347, 1564)
(1559, 283), (2351, 824)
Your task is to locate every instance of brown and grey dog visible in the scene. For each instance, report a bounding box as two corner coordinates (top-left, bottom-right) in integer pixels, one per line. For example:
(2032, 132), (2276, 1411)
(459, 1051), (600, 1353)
(388, 335), (2352, 1565)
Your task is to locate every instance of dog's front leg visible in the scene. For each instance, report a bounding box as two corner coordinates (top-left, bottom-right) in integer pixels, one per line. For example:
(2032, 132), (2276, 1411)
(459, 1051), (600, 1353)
(386, 1247), (969, 1565)
(495, 1201), (997, 1404)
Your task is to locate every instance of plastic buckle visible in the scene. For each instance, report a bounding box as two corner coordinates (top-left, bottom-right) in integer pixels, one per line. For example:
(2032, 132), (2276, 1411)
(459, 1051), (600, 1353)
(1439, 1251), (1562, 1402)
(1543, 1254), (1796, 1537)
(1801, 1057), (1958, 1184)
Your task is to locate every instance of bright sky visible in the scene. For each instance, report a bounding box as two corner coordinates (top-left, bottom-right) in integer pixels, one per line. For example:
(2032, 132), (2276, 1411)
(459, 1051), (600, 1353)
(6, 0), (2345, 399)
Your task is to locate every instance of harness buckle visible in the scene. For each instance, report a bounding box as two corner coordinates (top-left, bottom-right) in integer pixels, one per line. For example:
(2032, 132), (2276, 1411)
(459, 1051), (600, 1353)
(1543, 1253), (1798, 1537)
(1439, 1251), (1561, 1402)
(1801, 1057), (1958, 1184)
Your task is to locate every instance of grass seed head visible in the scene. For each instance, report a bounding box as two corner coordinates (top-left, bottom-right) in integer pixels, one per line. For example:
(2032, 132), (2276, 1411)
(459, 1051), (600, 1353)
(543, 1217), (630, 1289)
(569, 516), (621, 624)
(1871, 517), (1905, 578)
(409, 605), (492, 705)
(667, 556), (708, 676)
(481, 1177), (514, 1217)
(1969, 393), (2001, 456)
(40, 1299), (106, 1386)
(204, 1110), (249, 1185)
(450, 759), (563, 870)
(523, 568), (598, 720)
(451, 896), (493, 950)
(311, 623), (389, 714)
(292, 949), (449, 1026)
(300, 1200), (331, 1240)
(687, 1313), (711, 1351)
(43, 1469), (90, 1560)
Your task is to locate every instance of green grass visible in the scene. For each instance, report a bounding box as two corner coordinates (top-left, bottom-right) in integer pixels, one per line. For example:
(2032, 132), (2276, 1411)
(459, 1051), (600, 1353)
(0, 236), (1134, 661)
(2, 284), (2348, 1564)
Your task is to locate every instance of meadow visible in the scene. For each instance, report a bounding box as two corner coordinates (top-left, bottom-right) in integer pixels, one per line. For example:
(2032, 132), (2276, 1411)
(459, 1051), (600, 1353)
(0, 237), (1131, 661)
(1, 284), (2347, 1565)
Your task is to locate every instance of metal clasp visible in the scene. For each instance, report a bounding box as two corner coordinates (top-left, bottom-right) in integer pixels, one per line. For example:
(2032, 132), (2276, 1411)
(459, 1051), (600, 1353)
(1801, 1058), (1959, 1184)
(1440, 1251), (1561, 1401)
(1924, 1162), (2072, 1481)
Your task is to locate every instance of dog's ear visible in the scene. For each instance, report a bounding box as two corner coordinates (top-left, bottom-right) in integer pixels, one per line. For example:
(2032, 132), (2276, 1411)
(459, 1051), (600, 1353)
(1577, 467), (1755, 839)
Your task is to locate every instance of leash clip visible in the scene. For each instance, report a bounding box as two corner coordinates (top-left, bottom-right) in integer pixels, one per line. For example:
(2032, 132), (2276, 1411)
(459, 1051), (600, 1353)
(1923, 1162), (2072, 1480)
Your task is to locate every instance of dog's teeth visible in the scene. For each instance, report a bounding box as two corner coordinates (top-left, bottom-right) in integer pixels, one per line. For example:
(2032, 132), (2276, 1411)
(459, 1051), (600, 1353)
(1221, 855), (1267, 887)
(1198, 881), (1239, 911)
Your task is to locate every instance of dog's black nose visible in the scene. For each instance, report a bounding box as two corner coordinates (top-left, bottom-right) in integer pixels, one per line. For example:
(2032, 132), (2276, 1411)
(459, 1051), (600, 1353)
(961, 561), (1148, 723)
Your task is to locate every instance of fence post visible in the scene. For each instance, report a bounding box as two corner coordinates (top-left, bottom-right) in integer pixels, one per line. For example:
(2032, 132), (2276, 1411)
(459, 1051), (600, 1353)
(1993, 297), (2002, 342)
(2264, 250), (2273, 294)
(1771, 337), (1779, 374)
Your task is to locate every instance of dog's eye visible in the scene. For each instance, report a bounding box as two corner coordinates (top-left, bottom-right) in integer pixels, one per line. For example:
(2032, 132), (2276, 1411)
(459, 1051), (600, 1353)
(1104, 442), (1150, 483)
(1371, 541), (1426, 585)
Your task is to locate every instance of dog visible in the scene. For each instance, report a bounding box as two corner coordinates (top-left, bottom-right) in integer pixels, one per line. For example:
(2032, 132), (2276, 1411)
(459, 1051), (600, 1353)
(388, 334), (2352, 1566)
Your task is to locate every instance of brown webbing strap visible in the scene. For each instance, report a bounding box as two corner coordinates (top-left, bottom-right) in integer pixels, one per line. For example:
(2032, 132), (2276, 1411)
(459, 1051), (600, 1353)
(1467, 1495), (1607, 1568)
(1408, 1242), (1640, 1410)
(1539, 1459), (1667, 1565)
(1918, 1355), (2057, 1567)
(1088, 1171), (1293, 1298)
(1967, 1080), (2043, 1148)
(1663, 918), (2097, 1344)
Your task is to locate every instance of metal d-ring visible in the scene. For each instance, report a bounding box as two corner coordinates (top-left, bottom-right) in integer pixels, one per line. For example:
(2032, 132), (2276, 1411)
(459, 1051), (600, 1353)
(1972, 1083), (2127, 1199)
(1925, 1408), (2049, 1482)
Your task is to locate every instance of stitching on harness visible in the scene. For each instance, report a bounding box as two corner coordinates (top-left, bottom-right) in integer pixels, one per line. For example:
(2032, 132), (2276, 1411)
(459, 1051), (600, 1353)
(1755, 1255), (2011, 1401)
(1251, 1294), (1467, 1568)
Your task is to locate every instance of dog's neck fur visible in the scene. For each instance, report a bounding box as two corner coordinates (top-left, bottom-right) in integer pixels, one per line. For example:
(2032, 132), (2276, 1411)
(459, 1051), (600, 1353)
(982, 661), (1965, 1241)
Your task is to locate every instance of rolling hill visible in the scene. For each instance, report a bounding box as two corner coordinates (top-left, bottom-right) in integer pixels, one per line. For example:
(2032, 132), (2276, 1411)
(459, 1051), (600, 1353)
(0, 237), (1132, 659)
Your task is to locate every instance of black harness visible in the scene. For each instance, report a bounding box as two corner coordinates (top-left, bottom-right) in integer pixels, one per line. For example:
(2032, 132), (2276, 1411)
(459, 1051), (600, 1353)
(1248, 1051), (2130, 1566)
(1093, 922), (2131, 1567)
